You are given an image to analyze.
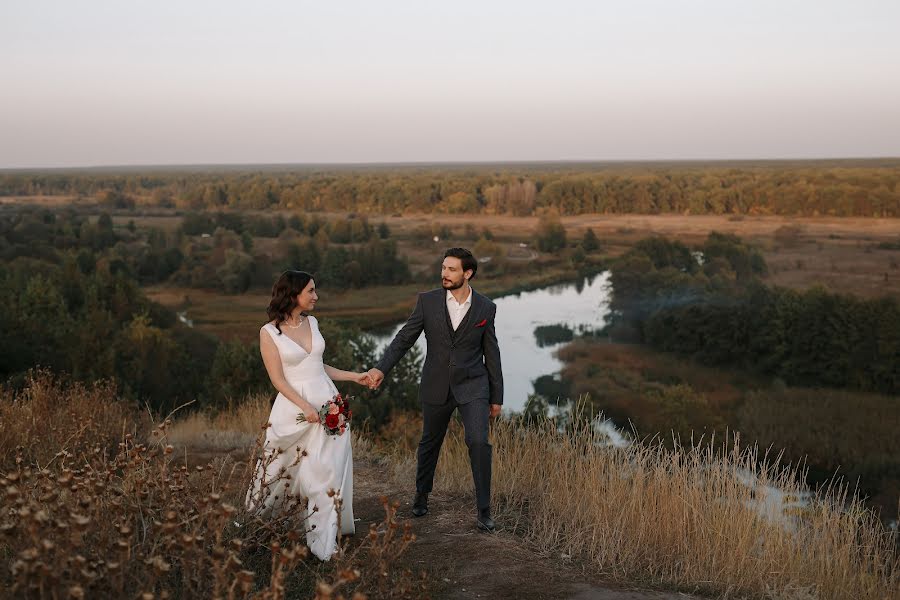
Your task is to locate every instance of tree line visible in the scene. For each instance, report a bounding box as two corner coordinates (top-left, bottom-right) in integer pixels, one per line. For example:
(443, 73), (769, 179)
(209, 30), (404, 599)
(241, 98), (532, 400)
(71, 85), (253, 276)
(1, 208), (411, 294)
(0, 248), (421, 422)
(608, 233), (899, 395)
(3, 160), (899, 217)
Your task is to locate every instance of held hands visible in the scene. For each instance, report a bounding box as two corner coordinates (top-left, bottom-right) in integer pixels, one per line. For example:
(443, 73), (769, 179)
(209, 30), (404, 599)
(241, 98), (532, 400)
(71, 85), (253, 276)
(366, 368), (385, 390)
(344, 370), (381, 390)
(350, 371), (375, 388)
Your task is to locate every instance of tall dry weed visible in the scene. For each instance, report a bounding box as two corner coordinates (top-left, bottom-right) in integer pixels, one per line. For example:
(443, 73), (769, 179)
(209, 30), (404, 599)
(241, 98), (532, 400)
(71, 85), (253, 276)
(385, 409), (898, 599)
(1, 374), (421, 599)
(0, 369), (145, 470)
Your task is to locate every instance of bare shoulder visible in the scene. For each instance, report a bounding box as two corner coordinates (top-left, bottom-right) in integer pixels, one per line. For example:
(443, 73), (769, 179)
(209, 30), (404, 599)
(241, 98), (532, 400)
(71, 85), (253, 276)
(260, 322), (278, 339)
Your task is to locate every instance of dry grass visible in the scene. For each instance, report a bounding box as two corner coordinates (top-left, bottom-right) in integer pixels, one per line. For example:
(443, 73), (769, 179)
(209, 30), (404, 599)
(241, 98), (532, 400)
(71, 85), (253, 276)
(0, 370), (147, 468)
(164, 394), (376, 462)
(0, 375), (419, 599)
(380, 410), (899, 599)
(8, 375), (897, 598)
(165, 394), (273, 450)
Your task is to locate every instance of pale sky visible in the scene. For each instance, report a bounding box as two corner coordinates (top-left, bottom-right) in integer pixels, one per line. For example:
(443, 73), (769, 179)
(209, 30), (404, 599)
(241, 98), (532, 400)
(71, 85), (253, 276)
(2, 0), (899, 168)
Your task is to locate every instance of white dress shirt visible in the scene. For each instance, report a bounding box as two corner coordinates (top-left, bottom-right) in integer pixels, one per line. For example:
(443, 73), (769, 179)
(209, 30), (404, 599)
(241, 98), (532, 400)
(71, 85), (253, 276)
(446, 288), (473, 331)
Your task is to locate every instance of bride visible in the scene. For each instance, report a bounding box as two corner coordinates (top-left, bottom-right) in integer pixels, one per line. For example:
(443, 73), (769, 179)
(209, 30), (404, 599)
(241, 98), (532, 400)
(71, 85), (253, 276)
(246, 270), (371, 560)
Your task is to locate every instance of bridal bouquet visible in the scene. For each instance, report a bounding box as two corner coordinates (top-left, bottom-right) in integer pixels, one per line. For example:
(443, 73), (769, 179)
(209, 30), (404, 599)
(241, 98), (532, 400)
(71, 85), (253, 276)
(297, 392), (352, 436)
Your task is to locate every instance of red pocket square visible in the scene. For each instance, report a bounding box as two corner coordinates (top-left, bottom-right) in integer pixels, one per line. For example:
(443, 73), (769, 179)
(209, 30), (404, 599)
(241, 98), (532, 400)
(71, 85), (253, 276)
(475, 319), (488, 327)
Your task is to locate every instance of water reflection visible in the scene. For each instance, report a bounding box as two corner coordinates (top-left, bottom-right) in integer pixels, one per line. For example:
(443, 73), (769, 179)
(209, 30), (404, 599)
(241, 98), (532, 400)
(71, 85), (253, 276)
(370, 272), (612, 412)
(533, 324), (575, 348)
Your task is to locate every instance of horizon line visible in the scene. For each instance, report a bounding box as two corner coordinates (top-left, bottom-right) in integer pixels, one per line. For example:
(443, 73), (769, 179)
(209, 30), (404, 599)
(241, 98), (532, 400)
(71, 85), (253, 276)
(3, 155), (900, 173)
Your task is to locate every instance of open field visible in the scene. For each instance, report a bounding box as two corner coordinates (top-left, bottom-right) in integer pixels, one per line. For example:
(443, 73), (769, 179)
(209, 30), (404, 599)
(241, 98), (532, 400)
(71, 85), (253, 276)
(0, 194), (83, 206)
(377, 213), (900, 298)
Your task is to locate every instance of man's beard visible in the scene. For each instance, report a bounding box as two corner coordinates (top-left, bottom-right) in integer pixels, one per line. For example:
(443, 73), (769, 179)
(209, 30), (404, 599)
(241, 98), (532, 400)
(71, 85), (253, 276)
(442, 277), (464, 290)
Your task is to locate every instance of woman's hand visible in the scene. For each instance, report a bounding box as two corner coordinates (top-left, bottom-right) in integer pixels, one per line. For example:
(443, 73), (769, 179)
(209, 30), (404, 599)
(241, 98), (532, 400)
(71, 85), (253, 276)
(350, 371), (373, 387)
(300, 402), (320, 424)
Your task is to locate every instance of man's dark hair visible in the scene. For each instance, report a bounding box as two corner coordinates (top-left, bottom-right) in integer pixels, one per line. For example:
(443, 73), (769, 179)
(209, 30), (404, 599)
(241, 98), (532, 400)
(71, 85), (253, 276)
(444, 247), (478, 279)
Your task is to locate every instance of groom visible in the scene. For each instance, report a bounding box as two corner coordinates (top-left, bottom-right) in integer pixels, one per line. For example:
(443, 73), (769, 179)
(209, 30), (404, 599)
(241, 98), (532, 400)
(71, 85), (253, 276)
(368, 248), (503, 531)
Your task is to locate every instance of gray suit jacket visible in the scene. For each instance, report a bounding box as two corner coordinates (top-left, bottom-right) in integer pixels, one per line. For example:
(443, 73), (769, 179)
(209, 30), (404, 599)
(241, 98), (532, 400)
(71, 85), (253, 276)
(376, 288), (503, 406)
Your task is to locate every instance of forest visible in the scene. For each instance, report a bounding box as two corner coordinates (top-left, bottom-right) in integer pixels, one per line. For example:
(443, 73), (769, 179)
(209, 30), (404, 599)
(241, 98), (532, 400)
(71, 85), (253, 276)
(0, 206), (425, 419)
(2, 159), (899, 217)
(607, 233), (900, 395)
(1, 208), (411, 293)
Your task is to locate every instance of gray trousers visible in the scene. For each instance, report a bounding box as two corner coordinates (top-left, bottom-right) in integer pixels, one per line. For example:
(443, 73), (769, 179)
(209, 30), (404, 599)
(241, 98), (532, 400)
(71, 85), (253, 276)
(416, 390), (492, 513)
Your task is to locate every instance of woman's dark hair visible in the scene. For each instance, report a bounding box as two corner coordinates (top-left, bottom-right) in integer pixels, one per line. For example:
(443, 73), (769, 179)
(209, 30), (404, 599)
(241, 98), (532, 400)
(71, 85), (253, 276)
(444, 247), (478, 279)
(266, 270), (313, 334)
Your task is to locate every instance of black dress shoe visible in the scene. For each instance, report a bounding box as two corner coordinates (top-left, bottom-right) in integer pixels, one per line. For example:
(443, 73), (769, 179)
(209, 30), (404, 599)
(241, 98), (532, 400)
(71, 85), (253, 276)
(412, 492), (428, 517)
(476, 512), (495, 532)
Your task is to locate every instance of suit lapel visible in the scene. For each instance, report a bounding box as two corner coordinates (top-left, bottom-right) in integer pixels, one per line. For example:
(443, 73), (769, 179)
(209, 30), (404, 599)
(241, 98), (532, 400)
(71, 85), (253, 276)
(452, 291), (484, 343)
(436, 290), (455, 345)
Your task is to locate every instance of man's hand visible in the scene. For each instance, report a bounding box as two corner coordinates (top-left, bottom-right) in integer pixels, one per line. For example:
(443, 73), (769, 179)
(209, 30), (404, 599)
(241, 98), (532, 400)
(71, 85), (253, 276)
(367, 368), (385, 389)
(489, 404), (502, 418)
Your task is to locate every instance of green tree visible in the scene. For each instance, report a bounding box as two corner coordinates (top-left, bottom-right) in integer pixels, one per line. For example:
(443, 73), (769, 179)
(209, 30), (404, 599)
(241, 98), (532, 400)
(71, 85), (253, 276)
(582, 228), (600, 252)
(114, 313), (180, 411)
(571, 244), (586, 267)
(535, 212), (567, 253)
(207, 340), (268, 408)
(217, 250), (255, 293)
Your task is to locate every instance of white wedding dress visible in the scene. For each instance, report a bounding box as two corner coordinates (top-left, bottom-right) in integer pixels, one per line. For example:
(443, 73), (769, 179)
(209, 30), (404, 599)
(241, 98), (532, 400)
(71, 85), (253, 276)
(246, 316), (355, 560)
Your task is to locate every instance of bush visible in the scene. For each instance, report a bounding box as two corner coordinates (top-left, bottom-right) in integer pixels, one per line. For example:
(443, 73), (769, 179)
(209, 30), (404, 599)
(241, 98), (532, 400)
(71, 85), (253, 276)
(535, 214), (566, 253)
(581, 228), (600, 252)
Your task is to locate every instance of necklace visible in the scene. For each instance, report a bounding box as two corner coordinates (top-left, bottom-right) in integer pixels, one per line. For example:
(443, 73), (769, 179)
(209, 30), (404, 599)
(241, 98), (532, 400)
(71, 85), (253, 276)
(286, 315), (304, 329)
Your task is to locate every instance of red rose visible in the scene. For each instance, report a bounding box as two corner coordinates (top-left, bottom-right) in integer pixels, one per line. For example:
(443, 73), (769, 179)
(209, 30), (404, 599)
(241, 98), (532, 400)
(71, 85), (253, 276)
(339, 402), (347, 414)
(325, 413), (340, 428)
(346, 409), (352, 420)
